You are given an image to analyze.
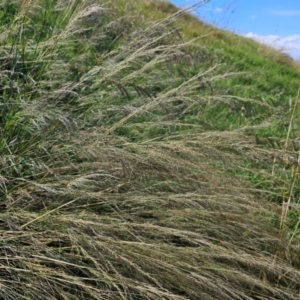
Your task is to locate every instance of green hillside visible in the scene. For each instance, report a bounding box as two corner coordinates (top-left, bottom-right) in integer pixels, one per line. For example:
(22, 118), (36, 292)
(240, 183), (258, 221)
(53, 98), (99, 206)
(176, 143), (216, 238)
(1, 0), (300, 299)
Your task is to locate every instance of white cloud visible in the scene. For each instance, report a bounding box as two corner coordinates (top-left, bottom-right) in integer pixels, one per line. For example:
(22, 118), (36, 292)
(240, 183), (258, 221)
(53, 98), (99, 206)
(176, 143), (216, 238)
(250, 15), (257, 19)
(243, 32), (300, 60)
(270, 10), (300, 16)
(210, 7), (224, 13)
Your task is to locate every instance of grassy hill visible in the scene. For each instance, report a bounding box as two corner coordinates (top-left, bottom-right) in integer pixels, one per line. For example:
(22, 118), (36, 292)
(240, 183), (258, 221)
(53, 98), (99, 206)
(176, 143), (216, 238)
(1, 0), (300, 299)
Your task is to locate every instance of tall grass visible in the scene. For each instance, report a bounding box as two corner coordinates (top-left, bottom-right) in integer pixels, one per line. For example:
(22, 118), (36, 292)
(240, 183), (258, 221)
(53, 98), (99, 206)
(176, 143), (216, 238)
(1, 0), (300, 299)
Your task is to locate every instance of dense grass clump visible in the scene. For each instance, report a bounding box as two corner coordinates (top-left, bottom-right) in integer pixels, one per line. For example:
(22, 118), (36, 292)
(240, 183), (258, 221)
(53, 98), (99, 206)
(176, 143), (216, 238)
(1, 0), (300, 299)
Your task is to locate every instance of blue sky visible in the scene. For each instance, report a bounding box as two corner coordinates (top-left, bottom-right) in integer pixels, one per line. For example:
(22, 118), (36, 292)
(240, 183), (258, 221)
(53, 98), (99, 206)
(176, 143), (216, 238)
(170, 0), (300, 60)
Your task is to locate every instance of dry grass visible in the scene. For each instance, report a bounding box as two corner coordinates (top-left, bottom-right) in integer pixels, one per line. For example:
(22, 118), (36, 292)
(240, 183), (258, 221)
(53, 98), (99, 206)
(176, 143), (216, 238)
(2, 129), (300, 299)
(1, 0), (300, 299)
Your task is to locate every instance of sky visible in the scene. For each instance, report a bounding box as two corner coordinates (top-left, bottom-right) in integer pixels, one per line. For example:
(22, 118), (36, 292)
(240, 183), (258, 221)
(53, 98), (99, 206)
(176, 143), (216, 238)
(170, 0), (300, 60)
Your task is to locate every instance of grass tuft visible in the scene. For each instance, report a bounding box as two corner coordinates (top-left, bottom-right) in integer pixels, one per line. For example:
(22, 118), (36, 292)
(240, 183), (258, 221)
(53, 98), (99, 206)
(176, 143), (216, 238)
(1, 0), (300, 299)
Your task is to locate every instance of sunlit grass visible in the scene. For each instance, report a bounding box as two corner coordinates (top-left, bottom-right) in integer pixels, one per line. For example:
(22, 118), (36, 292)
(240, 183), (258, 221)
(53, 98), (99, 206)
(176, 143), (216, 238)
(1, 0), (300, 299)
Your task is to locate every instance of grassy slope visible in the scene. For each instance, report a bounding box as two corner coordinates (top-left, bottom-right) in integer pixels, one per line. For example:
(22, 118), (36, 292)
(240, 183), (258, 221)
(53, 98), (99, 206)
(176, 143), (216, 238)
(142, 1), (300, 130)
(1, 0), (300, 299)
(140, 0), (300, 206)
